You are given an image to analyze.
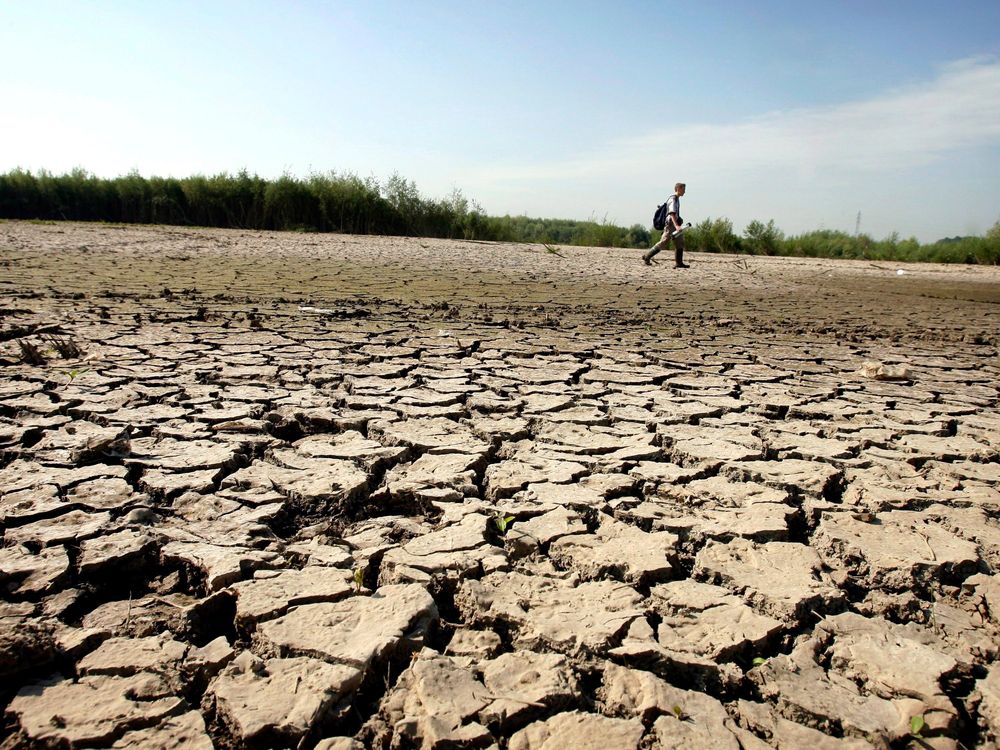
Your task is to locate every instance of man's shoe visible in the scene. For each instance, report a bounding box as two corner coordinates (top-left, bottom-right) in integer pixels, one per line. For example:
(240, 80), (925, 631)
(642, 256), (652, 265)
(675, 262), (690, 269)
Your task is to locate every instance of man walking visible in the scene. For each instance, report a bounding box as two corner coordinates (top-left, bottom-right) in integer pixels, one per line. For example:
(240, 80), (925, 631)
(643, 182), (689, 268)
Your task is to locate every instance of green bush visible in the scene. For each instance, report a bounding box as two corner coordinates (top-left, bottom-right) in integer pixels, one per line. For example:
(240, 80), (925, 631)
(0, 168), (996, 263)
(743, 219), (784, 255)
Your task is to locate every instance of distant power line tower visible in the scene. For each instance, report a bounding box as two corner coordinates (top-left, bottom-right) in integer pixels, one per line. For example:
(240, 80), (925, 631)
(855, 211), (861, 237)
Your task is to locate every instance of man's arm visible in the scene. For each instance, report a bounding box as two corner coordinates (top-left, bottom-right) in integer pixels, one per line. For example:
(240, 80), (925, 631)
(667, 195), (682, 231)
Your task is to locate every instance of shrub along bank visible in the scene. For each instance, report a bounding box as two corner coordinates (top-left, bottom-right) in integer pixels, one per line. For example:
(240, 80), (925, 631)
(1, 169), (996, 263)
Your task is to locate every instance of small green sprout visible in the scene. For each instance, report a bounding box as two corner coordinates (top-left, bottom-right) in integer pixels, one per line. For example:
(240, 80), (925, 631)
(353, 566), (364, 593)
(909, 714), (925, 738)
(671, 704), (686, 721)
(752, 657), (766, 667)
(494, 512), (515, 535)
(66, 368), (88, 382)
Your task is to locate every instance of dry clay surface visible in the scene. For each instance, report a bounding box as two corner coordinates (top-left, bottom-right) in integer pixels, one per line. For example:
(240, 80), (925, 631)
(1, 220), (999, 749)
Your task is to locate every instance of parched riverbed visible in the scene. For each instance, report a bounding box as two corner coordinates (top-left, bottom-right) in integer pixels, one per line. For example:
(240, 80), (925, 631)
(1, 221), (999, 749)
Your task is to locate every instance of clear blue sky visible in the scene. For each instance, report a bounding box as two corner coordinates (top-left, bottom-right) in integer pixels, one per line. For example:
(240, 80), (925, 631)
(3, 1), (999, 241)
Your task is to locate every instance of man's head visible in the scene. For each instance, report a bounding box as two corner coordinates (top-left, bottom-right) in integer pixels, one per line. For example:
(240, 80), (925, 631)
(675, 182), (686, 196)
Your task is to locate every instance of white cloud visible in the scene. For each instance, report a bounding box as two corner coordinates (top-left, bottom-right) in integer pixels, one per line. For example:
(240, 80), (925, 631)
(467, 57), (1000, 240)
(481, 56), (1000, 183)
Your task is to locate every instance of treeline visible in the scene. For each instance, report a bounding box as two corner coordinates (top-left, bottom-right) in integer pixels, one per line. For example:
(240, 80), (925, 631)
(683, 217), (1000, 265)
(0, 168), (644, 248)
(1, 169), (998, 263)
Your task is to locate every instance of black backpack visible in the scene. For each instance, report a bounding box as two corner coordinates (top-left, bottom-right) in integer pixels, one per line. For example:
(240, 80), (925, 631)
(652, 202), (669, 231)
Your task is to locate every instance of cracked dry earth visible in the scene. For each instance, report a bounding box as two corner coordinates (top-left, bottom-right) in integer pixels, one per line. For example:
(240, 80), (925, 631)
(1, 221), (999, 750)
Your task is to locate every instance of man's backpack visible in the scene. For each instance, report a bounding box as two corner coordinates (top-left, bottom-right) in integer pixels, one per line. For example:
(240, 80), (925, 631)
(652, 202), (669, 231)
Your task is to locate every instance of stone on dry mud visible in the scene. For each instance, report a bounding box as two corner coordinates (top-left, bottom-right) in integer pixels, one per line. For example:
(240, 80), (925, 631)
(0, 459), (129, 497)
(231, 567), (354, 631)
(457, 569), (645, 656)
(898, 433), (997, 463)
(285, 538), (354, 568)
(139, 467), (218, 497)
(0, 544), (71, 596)
(817, 612), (962, 733)
(600, 662), (750, 749)
(293, 430), (408, 471)
(379, 449), (484, 501)
(533, 422), (631, 455)
(694, 537), (846, 623)
(548, 513), (677, 585)
(736, 700), (880, 749)
(5, 509), (114, 548)
(109, 710), (214, 750)
(223, 452), (368, 512)
(126, 436), (245, 472)
(977, 664), (1000, 744)
(364, 649), (493, 748)
(720, 458), (843, 501)
(512, 481), (613, 513)
(186, 635), (236, 682)
(369, 416), (490, 453)
(657, 474), (790, 507)
(379, 512), (507, 585)
(66, 476), (148, 511)
(812, 510), (980, 592)
(0, 484), (64, 525)
(0, 603), (57, 680)
(161, 539), (284, 592)
(964, 573), (1000, 625)
(650, 579), (784, 662)
(254, 583), (437, 670)
(748, 636), (923, 741)
(485, 455), (590, 501)
(207, 651), (362, 749)
(313, 739), (366, 750)
(78, 528), (158, 577)
(615, 496), (795, 544)
(480, 651), (579, 730)
(507, 710), (645, 750)
(5, 672), (185, 747)
(30, 420), (130, 465)
(660, 424), (763, 465)
(505, 506), (588, 557)
(77, 633), (189, 683)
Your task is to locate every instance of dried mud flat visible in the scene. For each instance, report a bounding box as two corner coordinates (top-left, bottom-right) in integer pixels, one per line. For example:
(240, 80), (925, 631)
(1, 220), (999, 749)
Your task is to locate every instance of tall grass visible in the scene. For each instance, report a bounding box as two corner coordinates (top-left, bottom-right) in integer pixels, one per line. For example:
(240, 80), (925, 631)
(1, 169), (997, 263)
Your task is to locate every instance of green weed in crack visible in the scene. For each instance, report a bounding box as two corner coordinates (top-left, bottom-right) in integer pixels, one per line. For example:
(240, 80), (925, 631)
(493, 511), (515, 535)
